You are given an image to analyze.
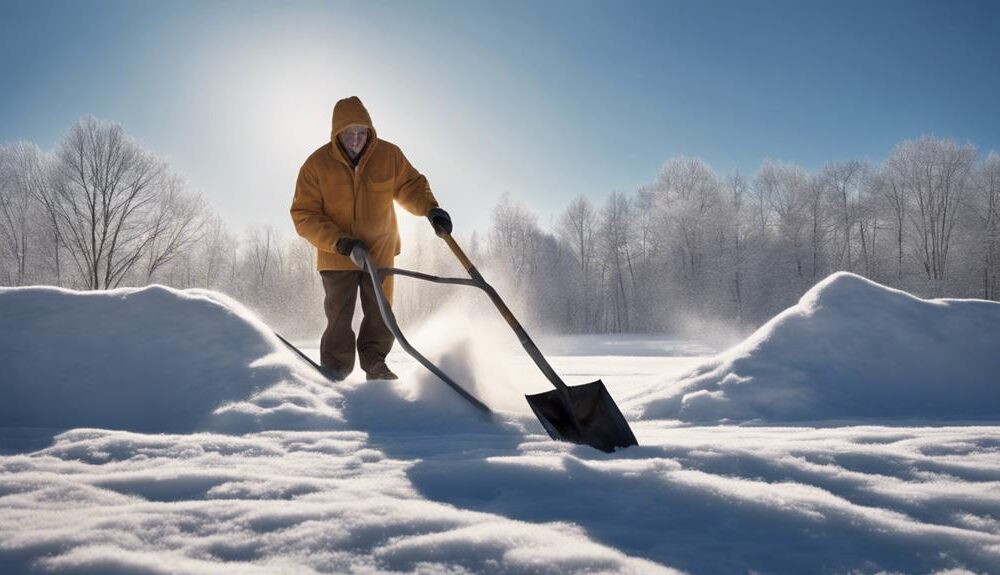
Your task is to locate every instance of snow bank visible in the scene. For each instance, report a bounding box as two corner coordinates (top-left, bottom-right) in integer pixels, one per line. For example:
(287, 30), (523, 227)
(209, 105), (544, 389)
(638, 272), (1000, 422)
(0, 285), (339, 432)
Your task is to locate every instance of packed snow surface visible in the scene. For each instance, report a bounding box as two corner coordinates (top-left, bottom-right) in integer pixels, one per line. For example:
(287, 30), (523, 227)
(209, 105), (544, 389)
(2, 276), (1000, 574)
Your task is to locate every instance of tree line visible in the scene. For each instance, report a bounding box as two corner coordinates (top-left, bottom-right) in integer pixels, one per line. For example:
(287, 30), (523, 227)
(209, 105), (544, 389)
(2, 117), (998, 338)
(478, 137), (1000, 335)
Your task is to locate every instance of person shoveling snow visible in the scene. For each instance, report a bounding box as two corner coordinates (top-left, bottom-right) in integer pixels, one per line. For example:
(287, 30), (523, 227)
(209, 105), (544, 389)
(290, 95), (452, 383)
(288, 96), (637, 453)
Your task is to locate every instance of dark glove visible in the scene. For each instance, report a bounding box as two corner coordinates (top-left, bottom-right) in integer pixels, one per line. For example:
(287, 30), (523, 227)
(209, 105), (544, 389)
(427, 207), (452, 236)
(335, 237), (366, 256)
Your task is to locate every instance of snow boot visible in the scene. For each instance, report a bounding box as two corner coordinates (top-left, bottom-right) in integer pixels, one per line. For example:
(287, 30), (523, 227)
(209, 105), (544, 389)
(366, 363), (398, 381)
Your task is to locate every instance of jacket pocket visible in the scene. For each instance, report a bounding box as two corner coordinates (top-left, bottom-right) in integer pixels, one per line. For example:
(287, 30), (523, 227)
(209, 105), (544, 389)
(365, 177), (393, 194)
(360, 179), (395, 235)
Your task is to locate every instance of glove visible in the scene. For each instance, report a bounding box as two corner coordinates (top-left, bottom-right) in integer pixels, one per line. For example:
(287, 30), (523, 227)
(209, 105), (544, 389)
(427, 207), (452, 236)
(335, 237), (366, 256)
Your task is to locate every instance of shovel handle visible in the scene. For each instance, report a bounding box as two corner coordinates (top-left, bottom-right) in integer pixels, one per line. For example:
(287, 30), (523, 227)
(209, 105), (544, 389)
(442, 234), (476, 272)
(441, 234), (571, 395)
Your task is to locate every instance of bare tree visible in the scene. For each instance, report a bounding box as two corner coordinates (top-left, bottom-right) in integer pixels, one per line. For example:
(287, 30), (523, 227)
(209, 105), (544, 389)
(196, 215), (237, 289)
(557, 195), (598, 329)
(972, 152), (1000, 299)
(488, 193), (541, 278)
(47, 117), (192, 289)
(880, 163), (909, 284)
(598, 191), (634, 332)
(629, 186), (660, 330)
(756, 160), (812, 283)
(821, 160), (864, 272)
(747, 161), (775, 239)
(651, 158), (724, 283)
(856, 167), (885, 281)
(803, 174), (832, 281)
(144, 177), (207, 281)
(886, 137), (977, 288)
(725, 171), (751, 324)
(246, 224), (279, 290)
(0, 143), (55, 285)
(558, 195), (597, 281)
(0, 142), (43, 285)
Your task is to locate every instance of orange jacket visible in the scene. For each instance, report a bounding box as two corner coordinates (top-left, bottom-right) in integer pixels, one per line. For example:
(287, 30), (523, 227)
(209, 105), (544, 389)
(290, 96), (439, 273)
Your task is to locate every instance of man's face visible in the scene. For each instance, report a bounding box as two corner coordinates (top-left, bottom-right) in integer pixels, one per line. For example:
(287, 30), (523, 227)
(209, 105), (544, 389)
(338, 124), (368, 156)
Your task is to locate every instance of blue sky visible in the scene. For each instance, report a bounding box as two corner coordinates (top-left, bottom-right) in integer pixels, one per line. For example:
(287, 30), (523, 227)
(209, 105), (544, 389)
(2, 0), (998, 235)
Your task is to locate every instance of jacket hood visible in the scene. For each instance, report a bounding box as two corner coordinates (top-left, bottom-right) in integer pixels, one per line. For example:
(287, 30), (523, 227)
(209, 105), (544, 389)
(331, 96), (377, 143)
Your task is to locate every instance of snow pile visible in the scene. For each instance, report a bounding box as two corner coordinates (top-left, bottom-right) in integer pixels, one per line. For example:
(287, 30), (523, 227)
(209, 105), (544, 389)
(0, 285), (342, 432)
(639, 272), (1000, 422)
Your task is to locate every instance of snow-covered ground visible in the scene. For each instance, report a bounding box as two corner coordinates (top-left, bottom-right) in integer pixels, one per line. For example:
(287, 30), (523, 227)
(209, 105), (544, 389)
(2, 274), (999, 574)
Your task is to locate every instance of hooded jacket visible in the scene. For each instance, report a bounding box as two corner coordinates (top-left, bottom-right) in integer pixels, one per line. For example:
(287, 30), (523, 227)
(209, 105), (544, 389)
(290, 96), (439, 274)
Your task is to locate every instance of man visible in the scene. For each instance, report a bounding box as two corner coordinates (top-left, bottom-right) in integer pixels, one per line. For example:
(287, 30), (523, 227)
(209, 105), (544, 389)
(291, 96), (452, 381)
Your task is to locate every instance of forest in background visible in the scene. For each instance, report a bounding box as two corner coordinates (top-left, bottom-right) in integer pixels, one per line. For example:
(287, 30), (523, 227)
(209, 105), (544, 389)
(2, 117), (999, 340)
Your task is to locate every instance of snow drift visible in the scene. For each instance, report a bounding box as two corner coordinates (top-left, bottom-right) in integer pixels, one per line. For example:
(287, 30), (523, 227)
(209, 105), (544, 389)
(639, 272), (1000, 422)
(0, 285), (340, 432)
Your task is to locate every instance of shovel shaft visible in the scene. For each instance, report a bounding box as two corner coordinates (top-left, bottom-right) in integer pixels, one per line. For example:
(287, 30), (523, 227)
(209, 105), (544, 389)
(442, 234), (571, 395)
(363, 236), (636, 451)
(356, 248), (492, 414)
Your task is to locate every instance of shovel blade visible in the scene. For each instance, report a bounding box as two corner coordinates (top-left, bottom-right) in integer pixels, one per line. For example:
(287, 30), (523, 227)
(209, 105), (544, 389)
(525, 380), (638, 453)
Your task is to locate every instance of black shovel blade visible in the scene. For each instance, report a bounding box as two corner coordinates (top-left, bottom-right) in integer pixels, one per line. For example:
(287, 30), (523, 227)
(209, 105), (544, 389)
(525, 380), (638, 453)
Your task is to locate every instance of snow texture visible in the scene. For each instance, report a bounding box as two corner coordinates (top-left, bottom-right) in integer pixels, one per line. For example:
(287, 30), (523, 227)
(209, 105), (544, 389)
(638, 272), (1000, 423)
(2, 275), (1000, 574)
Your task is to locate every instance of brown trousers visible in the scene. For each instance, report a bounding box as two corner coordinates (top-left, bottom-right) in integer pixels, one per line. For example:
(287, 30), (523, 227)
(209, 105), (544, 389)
(319, 270), (395, 376)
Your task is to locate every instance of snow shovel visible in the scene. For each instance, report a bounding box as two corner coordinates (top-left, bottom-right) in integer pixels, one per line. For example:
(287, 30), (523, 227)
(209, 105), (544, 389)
(349, 234), (638, 453)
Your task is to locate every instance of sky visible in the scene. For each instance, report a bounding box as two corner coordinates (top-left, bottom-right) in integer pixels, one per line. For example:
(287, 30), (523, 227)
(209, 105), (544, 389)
(2, 0), (999, 237)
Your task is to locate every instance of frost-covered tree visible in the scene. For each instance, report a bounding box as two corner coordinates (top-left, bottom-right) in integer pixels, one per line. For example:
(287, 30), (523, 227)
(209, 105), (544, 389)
(488, 193), (541, 279)
(558, 195), (597, 281)
(597, 191), (634, 332)
(971, 152), (1000, 299)
(724, 172), (752, 325)
(821, 160), (866, 273)
(46, 117), (202, 289)
(557, 195), (598, 330)
(856, 166), (887, 282)
(142, 177), (207, 281)
(193, 215), (239, 290)
(0, 143), (48, 285)
(650, 158), (724, 285)
(628, 186), (661, 331)
(749, 160), (812, 306)
(886, 137), (977, 290)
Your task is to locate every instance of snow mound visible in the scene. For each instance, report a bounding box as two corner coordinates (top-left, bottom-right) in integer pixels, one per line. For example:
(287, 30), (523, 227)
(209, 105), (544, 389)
(0, 285), (340, 432)
(638, 272), (1000, 422)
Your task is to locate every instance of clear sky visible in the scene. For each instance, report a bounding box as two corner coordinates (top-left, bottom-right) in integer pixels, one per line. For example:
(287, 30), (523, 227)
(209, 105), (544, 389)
(2, 0), (999, 236)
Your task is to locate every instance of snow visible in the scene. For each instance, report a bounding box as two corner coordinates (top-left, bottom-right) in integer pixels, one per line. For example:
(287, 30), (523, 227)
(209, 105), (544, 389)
(637, 272), (1000, 423)
(2, 274), (1000, 574)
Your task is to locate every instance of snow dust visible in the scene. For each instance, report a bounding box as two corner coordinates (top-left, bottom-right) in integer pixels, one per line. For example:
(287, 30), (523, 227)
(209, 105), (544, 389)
(399, 296), (551, 413)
